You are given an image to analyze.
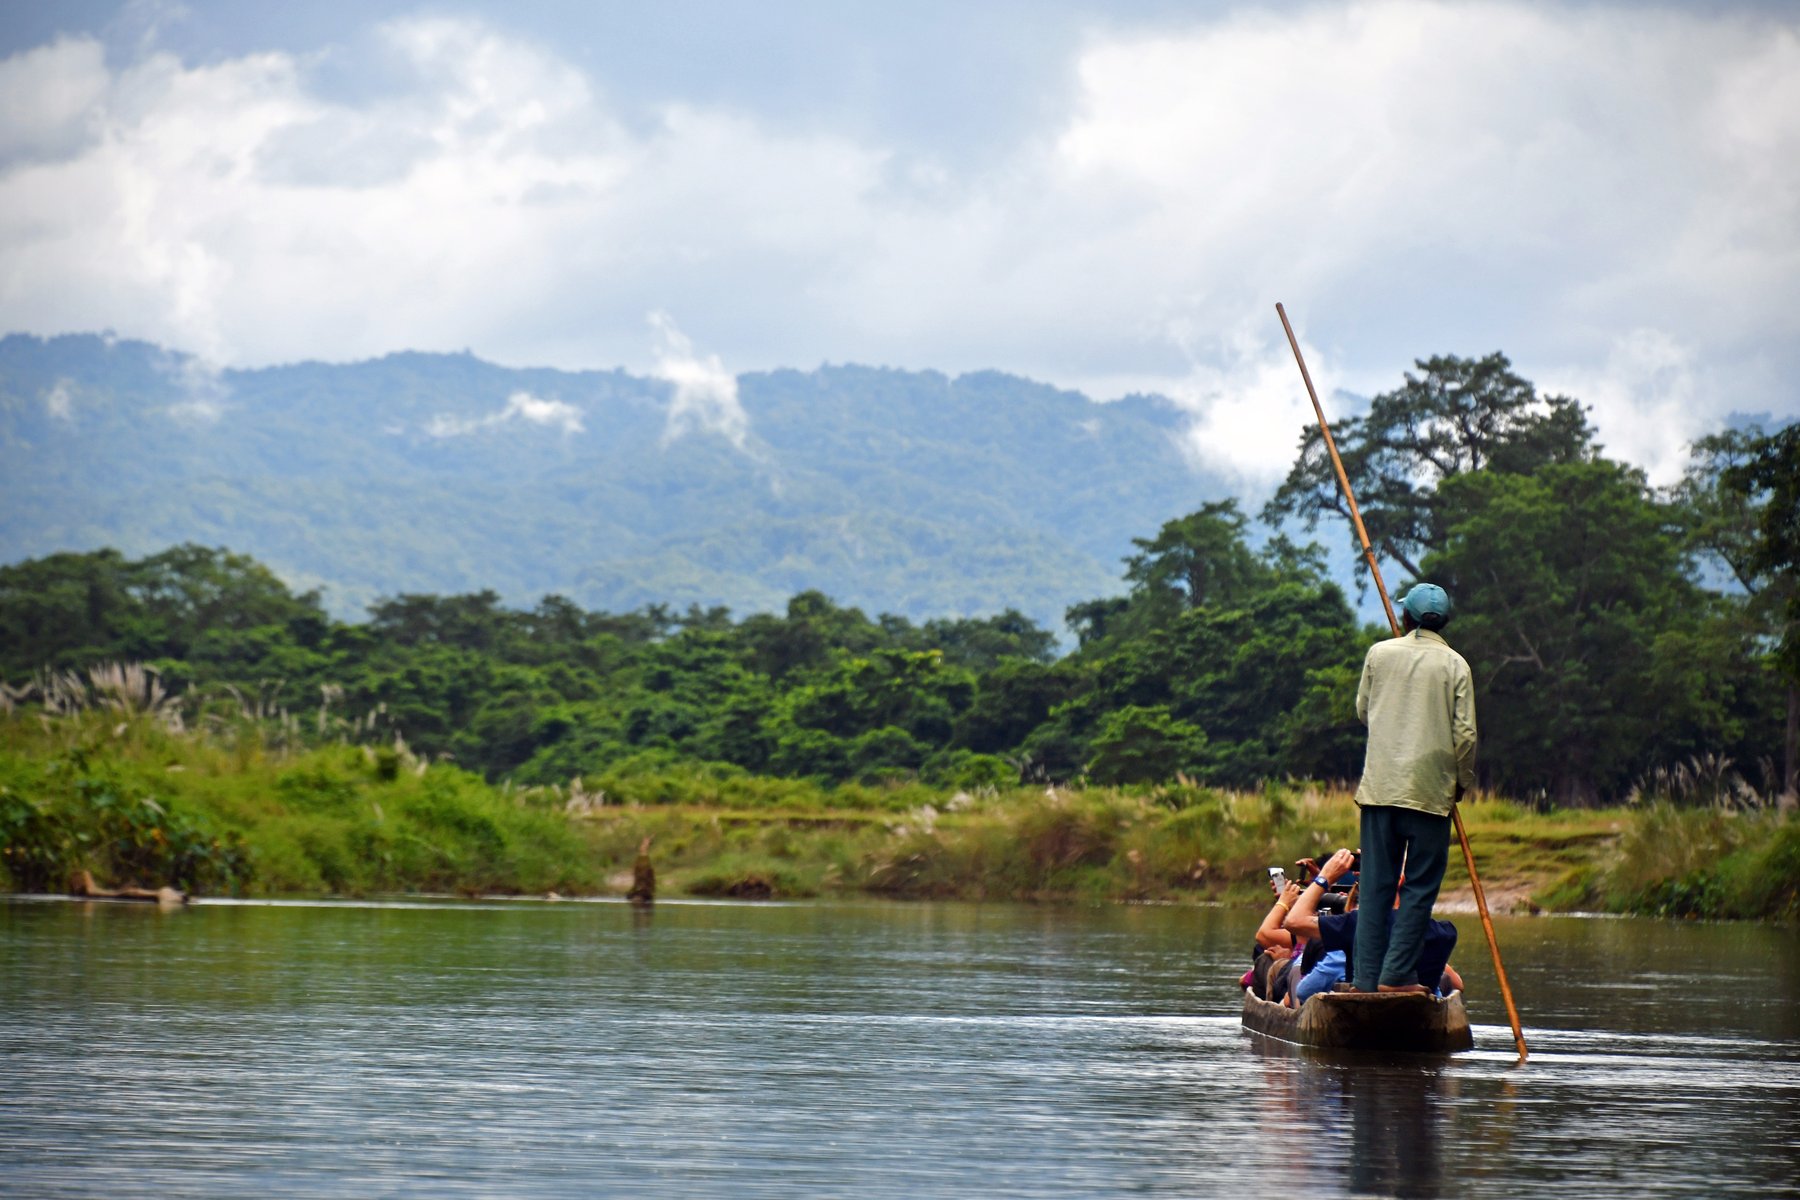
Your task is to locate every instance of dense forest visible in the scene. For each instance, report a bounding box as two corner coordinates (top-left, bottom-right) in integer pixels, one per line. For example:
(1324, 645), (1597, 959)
(5, 353), (1794, 808)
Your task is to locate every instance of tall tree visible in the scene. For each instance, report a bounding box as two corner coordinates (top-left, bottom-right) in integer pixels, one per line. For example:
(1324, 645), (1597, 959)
(0, 545), (326, 676)
(1044, 511), (1359, 787)
(0, 549), (135, 675)
(908, 610), (1057, 671)
(1427, 461), (1738, 803)
(1074, 500), (1276, 653)
(1714, 424), (1800, 798)
(1264, 353), (1594, 580)
(1123, 500), (1267, 613)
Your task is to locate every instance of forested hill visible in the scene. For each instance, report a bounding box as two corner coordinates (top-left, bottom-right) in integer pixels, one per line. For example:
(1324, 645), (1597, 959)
(0, 333), (1215, 627)
(3, 346), (1792, 808)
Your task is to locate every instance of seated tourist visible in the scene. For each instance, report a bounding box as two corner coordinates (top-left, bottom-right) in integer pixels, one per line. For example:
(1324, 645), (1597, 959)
(1255, 879), (1304, 952)
(1290, 949), (1348, 1006)
(1295, 856), (1357, 892)
(1269, 946), (1303, 1005)
(1287, 883), (1357, 1006)
(1257, 877), (1324, 1005)
(1247, 879), (1313, 999)
(1249, 946), (1291, 1001)
(1242, 877), (1304, 993)
(1284, 847), (1459, 995)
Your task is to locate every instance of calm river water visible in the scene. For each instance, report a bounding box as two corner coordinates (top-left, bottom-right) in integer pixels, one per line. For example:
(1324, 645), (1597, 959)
(3, 896), (1797, 1198)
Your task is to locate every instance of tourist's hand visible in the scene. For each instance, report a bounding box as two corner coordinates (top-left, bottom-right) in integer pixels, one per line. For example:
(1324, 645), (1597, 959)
(1278, 882), (1302, 910)
(1319, 847), (1356, 885)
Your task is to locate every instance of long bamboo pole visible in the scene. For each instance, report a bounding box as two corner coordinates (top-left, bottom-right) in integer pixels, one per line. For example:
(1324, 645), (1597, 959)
(1275, 302), (1528, 1062)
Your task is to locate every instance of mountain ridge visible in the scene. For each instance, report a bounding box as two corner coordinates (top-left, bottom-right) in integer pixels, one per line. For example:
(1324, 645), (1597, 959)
(2, 332), (1227, 631)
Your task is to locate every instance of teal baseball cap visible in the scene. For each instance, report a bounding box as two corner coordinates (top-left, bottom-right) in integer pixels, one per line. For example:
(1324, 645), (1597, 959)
(1401, 583), (1452, 624)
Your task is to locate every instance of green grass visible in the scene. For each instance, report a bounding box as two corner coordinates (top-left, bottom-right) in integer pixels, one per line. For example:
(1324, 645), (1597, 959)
(1600, 803), (1800, 920)
(2, 712), (1795, 920)
(0, 715), (602, 897)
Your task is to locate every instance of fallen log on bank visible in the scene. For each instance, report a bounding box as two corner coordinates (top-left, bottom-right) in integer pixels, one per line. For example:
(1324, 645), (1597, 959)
(69, 869), (187, 906)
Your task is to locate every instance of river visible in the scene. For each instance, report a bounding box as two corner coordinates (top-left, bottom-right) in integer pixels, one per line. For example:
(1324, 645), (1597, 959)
(3, 896), (1796, 1197)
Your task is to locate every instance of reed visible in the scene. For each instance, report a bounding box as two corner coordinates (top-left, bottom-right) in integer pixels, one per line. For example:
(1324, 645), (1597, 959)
(1626, 753), (1770, 811)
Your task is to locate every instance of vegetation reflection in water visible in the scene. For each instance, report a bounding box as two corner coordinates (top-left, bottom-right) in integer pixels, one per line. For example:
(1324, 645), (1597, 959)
(2, 898), (1796, 1198)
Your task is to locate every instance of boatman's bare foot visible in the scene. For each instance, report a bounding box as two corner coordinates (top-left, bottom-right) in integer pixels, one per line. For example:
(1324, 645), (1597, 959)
(1377, 983), (1429, 994)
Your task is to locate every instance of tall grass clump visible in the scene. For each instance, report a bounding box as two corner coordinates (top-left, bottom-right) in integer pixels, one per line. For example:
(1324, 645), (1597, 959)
(1626, 753), (1774, 811)
(0, 697), (606, 896)
(859, 789), (1134, 900)
(236, 754), (603, 895)
(856, 783), (1361, 903)
(1607, 802), (1800, 920)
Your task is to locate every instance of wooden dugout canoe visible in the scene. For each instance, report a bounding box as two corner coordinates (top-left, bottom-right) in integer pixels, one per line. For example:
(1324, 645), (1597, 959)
(1241, 988), (1474, 1054)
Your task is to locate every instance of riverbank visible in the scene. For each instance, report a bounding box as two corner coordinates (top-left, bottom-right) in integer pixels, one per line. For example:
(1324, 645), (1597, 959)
(2, 714), (1795, 920)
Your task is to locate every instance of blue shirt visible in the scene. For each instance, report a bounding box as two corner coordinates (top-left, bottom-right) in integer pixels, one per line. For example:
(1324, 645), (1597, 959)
(1294, 950), (1347, 1003)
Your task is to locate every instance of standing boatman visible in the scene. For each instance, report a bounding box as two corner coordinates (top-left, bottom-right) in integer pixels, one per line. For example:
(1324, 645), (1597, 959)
(1351, 583), (1477, 994)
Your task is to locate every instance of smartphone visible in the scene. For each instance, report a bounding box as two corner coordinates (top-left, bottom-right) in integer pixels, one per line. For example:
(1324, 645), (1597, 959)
(1268, 867), (1288, 891)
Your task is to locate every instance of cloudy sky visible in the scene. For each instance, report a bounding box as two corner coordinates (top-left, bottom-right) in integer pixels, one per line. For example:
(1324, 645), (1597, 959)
(2, 0), (1796, 486)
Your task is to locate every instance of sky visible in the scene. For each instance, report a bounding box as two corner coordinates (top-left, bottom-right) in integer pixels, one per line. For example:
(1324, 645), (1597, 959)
(2, 0), (1796, 489)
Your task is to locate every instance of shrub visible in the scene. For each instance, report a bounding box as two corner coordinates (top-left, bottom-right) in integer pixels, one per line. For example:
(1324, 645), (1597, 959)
(684, 855), (816, 898)
(0, 786), (66, 892)
(0, 769), (251, 895)
(923, 749), (1015, 790)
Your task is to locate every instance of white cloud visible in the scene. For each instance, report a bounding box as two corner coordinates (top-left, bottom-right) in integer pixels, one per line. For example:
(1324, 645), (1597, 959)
(42, 378), (74, 420)
(649, 310), (749, 450)
(0, 4), (1794, 485)
(0, 38), (108, 162)
(426, 390), (584, 438)
(1162, 318), (1340, 485)
(1539, 330), (1706, 488)
(162, 352), (228, 421)
(1035, 3), (1799, 482)
(506, 392), (585, 432)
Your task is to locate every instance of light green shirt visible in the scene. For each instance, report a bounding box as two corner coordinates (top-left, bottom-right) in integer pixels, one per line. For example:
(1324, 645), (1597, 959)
(1355, 628), (1477, 816)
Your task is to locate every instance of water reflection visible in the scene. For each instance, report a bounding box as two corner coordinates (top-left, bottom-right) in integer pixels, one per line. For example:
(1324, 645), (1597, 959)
(1247, 1039), (1458, 1198)
(1344, 1063), (1442, 1197)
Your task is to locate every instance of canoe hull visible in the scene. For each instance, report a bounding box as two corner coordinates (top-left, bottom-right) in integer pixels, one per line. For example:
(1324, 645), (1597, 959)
(1241, 988), (1474, 1054)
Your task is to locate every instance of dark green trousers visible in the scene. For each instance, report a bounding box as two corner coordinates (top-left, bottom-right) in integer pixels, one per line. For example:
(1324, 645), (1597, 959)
(1353, 803), (1451, 990)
